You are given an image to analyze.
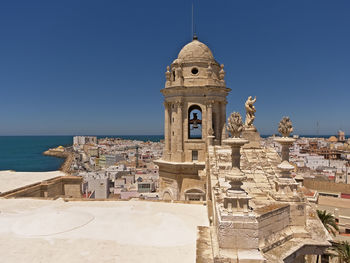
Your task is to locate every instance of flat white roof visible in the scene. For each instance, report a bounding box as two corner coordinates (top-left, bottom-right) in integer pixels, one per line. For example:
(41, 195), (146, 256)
(0, 170), (65, 193)
(0, 199), (208, 263)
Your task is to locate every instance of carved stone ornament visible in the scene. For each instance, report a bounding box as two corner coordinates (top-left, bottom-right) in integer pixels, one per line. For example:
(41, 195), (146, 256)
(226, 112), (243, 138)
(219, 64), (225, 80)
(165, 66), (171, 81)
(208, 127), (214, 136)
(278, 116), (293, 137)
(244, 96), (257, 127)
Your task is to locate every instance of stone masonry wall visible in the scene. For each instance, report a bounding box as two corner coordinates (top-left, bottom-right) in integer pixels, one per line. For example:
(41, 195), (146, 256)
(257, 205), (290, 248)
(304, 178), (350, 194)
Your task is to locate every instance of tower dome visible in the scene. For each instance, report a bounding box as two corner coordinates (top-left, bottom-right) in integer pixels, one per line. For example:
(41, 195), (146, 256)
(177, 38), (215, 62)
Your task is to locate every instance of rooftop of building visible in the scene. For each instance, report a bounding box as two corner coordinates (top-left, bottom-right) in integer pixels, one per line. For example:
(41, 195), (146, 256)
(0, 170), (65, 194)
(0, 199), (208, 263)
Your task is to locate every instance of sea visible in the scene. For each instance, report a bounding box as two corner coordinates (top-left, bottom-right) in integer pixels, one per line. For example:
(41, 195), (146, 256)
(0, 134), (332, 172)
(0, 135), (163, 172)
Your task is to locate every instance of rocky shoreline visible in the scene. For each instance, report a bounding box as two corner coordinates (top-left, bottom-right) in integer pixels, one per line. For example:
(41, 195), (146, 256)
(43, 149), (73, 174)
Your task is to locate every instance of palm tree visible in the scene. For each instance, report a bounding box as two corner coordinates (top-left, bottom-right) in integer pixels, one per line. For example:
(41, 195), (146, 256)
(317, 209), (339, 236)
(316, 210), (339, 263)
(330, 241), (350, 263)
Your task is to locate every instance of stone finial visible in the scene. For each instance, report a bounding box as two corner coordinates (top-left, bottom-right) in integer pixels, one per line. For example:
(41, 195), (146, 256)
(278, 116), (293, 137)
(227, 112), (243, 138)
(219, 64), (225, 80)
(165, 66), (171, 82)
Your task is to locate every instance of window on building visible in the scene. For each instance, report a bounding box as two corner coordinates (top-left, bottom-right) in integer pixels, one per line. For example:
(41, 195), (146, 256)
(191, 67), (199, 75)
(192, 150), (198, 161)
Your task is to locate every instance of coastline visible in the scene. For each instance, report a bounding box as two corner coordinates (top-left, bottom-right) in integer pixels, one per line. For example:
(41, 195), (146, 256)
(43, 149), (73, 174)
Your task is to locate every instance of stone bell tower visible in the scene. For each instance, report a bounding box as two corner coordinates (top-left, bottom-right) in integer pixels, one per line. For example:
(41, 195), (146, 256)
(155, 36), (231, 201)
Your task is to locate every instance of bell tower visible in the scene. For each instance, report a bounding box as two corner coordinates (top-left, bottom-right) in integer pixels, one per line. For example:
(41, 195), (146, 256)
(156, 37), (231, 201)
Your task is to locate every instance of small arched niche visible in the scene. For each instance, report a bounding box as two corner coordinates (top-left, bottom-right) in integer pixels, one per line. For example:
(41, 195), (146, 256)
(188, 105), (202, 139)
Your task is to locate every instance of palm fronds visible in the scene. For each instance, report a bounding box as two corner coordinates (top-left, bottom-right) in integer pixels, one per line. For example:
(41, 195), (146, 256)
(317, 209), (339, 237)
(330, 241), (350, 263)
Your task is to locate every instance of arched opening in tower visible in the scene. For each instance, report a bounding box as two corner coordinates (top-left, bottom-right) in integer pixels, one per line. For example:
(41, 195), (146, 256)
(188, 105), (202, 139)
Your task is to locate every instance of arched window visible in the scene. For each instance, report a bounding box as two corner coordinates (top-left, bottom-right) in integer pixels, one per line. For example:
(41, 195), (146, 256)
(188, 105), (202, 139)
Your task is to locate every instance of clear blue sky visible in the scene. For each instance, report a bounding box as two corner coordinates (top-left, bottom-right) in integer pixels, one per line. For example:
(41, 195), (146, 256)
(0, 0), (349, 136)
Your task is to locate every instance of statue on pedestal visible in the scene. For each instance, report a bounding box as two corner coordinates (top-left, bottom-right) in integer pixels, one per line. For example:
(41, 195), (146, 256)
(244, 96), (256, 127)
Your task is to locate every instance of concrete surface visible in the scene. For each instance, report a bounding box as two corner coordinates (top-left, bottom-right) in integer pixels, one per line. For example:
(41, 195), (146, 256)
(0, 199), (208, 263)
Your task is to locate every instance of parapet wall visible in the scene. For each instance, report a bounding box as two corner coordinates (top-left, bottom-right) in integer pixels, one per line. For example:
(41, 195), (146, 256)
(256, 204), (290, 246)
(0, 176), (82, 198)
(304, 178), (350, 194)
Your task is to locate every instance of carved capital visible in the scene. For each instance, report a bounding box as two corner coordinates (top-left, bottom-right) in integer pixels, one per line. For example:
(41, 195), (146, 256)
(206, 100), (215, 108)
(175, 100), (183, 107)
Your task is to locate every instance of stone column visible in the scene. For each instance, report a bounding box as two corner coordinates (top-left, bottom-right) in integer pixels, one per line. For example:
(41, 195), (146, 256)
(220, 100), (227, 144)
(207, 101), (213, 138)
(207, 128), (215, 146)
(214, 102), (220, 144)
(163, 102), (171, 160)
(222, 137), (250, 213)
(171, 103), (177, 157)
(176, 101), (183, 154)
(281, 143), (291, 161)
(274, 137), (295, 163)
(272, 117), (301, 201)
(231, 144), (242, 169)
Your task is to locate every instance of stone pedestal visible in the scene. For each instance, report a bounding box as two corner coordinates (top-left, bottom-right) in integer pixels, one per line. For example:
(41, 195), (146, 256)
(242, 126), (261, 149)
(223, 168), (251, 214)
(271, 159), (300, 201)
(273, 137), (295, 162)
(222, 137), (249, 168)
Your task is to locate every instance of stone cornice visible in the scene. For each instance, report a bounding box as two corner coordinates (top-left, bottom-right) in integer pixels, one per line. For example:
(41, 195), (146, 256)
(161, 86), (231, 95)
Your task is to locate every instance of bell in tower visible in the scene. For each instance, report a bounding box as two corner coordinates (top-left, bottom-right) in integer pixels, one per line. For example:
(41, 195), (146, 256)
(155, 37), (231, 201)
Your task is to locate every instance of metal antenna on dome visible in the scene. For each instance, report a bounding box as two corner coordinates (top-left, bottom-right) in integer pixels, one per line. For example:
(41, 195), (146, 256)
(192, 1), (197, 40)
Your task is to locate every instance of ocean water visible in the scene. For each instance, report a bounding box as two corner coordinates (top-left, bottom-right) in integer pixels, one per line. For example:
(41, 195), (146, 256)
(0, 135), (163, 172)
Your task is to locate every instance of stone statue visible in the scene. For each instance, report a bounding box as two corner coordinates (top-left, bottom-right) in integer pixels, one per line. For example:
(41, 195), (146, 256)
(226, 112), (243, 138)
(244, 96), (257, 127)
(278, 116), (293, 137)
(219, 64), (225, 80)
(176, 66), (184, 85)
(165, 66), (171, 83)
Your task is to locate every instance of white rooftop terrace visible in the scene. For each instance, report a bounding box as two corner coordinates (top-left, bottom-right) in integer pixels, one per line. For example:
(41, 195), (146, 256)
(0, 199), (208, 263)
(0, 170), (65, 194)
